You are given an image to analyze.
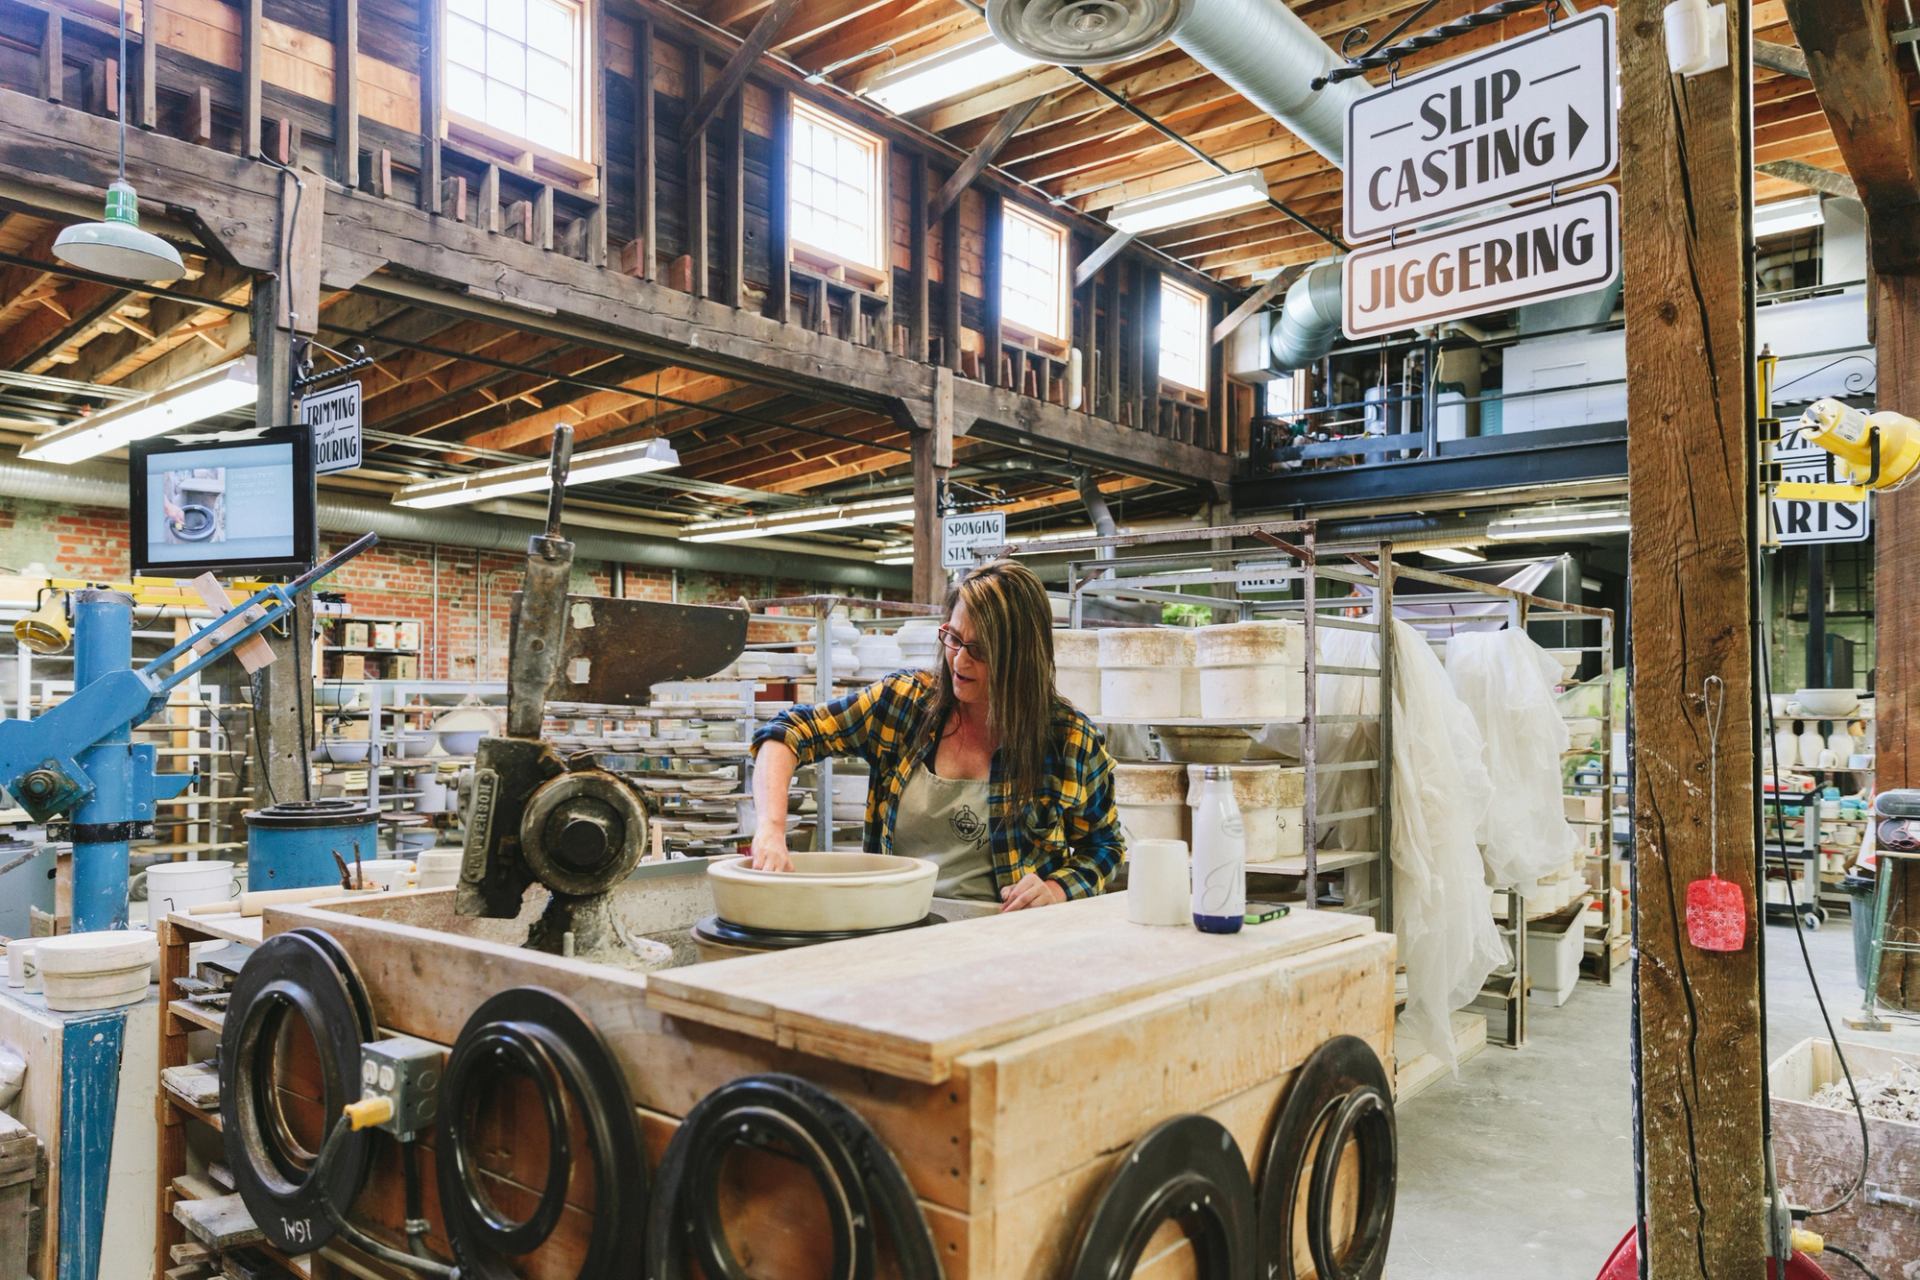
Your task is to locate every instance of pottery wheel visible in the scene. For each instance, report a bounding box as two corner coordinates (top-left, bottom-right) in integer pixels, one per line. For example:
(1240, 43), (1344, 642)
(692, 912), (943, 952)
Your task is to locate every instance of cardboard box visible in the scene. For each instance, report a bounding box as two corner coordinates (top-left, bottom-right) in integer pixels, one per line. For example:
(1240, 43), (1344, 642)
(343, 622), (369, 648)
(391, 656), (419, 680)
(340, 655), (367, 681)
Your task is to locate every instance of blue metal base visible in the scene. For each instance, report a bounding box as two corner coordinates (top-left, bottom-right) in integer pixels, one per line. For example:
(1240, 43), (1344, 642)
(58, 1010), (124, 1280)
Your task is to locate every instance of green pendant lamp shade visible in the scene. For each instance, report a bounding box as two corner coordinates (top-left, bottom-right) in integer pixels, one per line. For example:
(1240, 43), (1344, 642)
(52, 180), (185, 283)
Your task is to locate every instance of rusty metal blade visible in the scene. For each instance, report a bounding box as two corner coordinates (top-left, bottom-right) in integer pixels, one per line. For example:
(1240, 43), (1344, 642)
(528, 595), (749, 706)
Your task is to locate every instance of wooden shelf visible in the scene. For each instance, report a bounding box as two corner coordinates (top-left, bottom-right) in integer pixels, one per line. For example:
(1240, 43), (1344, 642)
(164, 1090), (220, 1132)
(169, 1002), (225, 1034)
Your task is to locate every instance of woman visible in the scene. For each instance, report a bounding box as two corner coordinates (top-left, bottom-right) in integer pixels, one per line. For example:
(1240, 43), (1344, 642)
(749, 560), (1125, 910)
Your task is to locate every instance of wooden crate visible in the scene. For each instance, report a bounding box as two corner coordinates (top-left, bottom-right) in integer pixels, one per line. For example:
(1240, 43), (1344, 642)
(267, 887), (1396, 1280)
(0, 1110), (45, 1280)
(1769, 1037), (1920, 1275)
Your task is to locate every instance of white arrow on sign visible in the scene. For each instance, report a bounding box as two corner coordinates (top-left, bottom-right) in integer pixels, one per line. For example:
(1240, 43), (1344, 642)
(1344, 8), (1617, 243)
(1342, 187), (1618, 339)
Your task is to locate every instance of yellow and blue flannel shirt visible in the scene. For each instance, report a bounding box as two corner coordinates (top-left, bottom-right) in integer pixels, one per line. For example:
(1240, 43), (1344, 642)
(753, 669), (1126, 898)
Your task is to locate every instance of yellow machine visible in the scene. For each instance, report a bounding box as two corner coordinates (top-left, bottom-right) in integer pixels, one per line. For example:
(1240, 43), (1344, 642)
(1773, 397), (1920, 502)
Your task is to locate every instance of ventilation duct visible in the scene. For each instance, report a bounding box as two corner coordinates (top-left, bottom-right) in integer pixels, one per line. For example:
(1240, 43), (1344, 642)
(1270, 260), (1345, 371)
(987, 0), (1366, 163)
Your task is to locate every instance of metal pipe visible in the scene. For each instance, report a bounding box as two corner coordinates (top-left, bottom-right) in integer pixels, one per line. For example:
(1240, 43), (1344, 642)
(72, 590), (133, 931)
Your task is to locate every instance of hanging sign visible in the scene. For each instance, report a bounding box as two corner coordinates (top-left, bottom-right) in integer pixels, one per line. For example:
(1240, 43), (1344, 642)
(302, 381), (362, 475)
(1344, 8), (1618, 243)
(1770, 420), (1872, 545)
(942, 511), (1006, 571)
(1341, 187), (1619, 339)
(1235, 561), (1293, 593)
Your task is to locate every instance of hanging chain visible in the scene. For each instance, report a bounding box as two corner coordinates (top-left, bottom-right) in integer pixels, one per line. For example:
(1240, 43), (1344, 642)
(1314, 0), (1567, 91)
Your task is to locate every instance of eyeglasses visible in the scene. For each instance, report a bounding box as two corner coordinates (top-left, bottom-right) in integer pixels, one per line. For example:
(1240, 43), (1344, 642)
(937, 625), (985, 662)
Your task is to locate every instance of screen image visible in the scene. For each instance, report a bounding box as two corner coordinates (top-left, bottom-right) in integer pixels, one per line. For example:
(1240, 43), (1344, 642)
(143, 442), (297, 567)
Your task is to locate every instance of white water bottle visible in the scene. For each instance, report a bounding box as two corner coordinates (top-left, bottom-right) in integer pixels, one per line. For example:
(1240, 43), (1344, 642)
(1190, 766), (1246, 933)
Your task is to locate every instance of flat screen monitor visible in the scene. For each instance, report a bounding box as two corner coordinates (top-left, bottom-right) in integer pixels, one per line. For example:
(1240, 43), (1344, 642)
(130, 427), (316, 579)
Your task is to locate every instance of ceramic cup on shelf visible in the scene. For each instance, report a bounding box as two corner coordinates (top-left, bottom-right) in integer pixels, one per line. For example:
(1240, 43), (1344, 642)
(1127, 839), (1192, 927)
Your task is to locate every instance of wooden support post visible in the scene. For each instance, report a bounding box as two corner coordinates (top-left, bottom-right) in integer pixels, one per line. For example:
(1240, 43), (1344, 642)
(1213, 264), (1303, 346)
(587, 0), (607, 266)
(40, 10), (61, 104)
(333, 0), (359, 186)
(1071, 235), (1090, 413)
(190, 85), (212, 147)
(95, 57), (116, 118)
(479, 163), (500, 234)
(681, 0), (801, 142)
(911, 368), (954, 605)
(1101, 264), (1121, 421)
(441, 175), (468, 222)
(942, 195), (962, 374)
(1788, 0), (1920, 1007)
(421, 0), (443, 211)
(931, 97), (1041, 219)
(1074, 228), (1134, 288)
(633, 16), (657, 282)
(684, 55), (709, 299)
(768, 86), (791, 321)
(724, 92), (744, 310)
(1619, 2), (1766, 1272)
(139, 0), (156, 128)
(909, 153), (929, 362)
(1138, 265), (1160, 434)
(534, 185), (554, 251)
(982, 193), (1003, 388)
(240, 0), (262, 157)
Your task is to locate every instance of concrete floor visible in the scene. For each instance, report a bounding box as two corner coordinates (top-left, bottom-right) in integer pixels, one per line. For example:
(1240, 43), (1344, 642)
(1387, 909), (1920, 1279)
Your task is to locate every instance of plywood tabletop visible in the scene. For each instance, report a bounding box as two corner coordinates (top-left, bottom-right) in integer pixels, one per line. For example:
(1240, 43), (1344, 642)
(644, 896), (1373, 1083)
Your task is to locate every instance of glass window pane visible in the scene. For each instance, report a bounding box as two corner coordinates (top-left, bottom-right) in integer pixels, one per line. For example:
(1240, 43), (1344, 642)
(487, 0), (526, 38)
(447, 15), (486, 69)
(527, 0), (573, 57)
(446, 64), (486, 116)
(448, 0), (484, 19)
(528, 53), (569, 102)
(486, 80), (525, 135)
(527, 100), (570, 152)
(488, 32), (526, 87)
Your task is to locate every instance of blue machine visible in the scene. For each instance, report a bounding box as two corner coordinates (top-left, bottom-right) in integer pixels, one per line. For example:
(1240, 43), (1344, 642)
(243, 797), (380, 890)
(0, 532), (376, 1280)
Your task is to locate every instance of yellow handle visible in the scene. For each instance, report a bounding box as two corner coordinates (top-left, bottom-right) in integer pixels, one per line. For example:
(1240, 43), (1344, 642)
(1790, 1227), (1823, 1255)
(342, 1096), (394, 1131)
(1773, 480), (1869, 503)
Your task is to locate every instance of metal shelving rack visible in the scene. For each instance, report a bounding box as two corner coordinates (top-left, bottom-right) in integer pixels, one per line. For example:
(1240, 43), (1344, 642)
(986, 520), (1396, 927)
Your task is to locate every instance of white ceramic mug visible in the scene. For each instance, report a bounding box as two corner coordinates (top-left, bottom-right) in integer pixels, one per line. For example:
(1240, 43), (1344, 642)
(4, 940), (27, 988)
(1127, 839), (1192, 927)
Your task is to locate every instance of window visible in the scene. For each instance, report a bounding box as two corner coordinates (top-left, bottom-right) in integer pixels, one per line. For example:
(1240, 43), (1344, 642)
(1158, 279), (1208, 391)
(1264, 371), (1302, 418)
(444, 0), (585, 159)
(1000, 205), (1068, 341)
(790, 101), (884, 273)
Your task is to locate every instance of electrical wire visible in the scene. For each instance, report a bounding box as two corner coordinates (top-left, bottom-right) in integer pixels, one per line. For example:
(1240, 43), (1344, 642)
(1759, 636), (1870, 1217)
(1821, 1243), (1883, 1280)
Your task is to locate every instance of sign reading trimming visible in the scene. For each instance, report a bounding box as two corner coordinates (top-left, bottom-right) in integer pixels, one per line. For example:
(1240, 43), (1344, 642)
(302, 381), (362, 476)
(942, 511), (1007, 571)
(1343, 8), (1618, 243)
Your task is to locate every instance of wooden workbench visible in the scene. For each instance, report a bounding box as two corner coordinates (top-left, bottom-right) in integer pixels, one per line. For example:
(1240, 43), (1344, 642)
(265, 886), (1396, 1280)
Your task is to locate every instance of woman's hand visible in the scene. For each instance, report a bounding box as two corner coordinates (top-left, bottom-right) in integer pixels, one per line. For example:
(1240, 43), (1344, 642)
(1000, 872), (1067, 912)
(749, 823), (794, 872)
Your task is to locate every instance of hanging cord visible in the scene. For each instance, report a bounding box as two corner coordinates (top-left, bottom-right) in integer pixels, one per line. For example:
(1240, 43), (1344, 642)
(116, 0), (128, 182)
(1821, 1242), (1883, 1280)
(1759, 637), (1869, 1216)
(1703, 674), (1724, 880)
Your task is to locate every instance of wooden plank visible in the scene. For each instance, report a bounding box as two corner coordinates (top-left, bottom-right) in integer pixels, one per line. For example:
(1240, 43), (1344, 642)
(1755, 158), (1857, 199)
(684, 52), (709, 299)
(1099, 263), (1120, 420)
(1619, 1), (1767, 1272)
(1211, 262), (1303, 346)
(332, 0), (358, 186)
(40, 9), (61, 103)
(1754, 39), (1808, 79)
(173, 1195), (262, 1250)
(931, 96), (1042, 219)
(633, 15), (657, 282)
(724, 90), (744, 309)
(1072, 228), (1132, 289)
(140, 0), (156, 127)
(941, 195), (962, 372)
(981, 193), (1003, 388)
(239, 0), (261, 158)
(679, 0), (802, 143)
(645, 896), (1371, 1083)
(1138, 264), (1160, 434)
(767, 84), (791, 320)
(421, 0), (443, 212)
(909, 151), (928, 361)
(910, 366), (951, 605)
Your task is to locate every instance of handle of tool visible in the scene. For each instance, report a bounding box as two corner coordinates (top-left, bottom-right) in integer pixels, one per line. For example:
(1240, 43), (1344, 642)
(187, 885), (380, 917)
(544, 425), (574, 538)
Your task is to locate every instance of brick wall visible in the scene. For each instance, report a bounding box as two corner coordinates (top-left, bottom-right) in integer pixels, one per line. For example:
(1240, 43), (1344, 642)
(0, 499), (882, 681)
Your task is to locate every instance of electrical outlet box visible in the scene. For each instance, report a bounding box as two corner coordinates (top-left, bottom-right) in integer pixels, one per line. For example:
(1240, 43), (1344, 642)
(358, 1036), (444, 1141)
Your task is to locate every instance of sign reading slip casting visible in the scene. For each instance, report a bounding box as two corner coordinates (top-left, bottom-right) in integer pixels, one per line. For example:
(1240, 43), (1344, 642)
(1343, 8), (1618, 243)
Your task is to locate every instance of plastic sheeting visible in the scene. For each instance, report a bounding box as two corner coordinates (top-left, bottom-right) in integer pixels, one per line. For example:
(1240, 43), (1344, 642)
(1445, 629), (1580, 888)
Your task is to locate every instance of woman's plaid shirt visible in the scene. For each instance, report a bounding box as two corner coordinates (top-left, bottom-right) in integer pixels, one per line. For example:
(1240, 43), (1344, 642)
(752, 669), (1126, 898)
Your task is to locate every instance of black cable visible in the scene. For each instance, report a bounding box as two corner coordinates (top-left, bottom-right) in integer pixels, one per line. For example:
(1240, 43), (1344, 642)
(311, 1122), (459, 1279)
(1759, 637), (1870, 1216)
(1821, 1243), (1883, 1280)
(246, 667), (280, 807)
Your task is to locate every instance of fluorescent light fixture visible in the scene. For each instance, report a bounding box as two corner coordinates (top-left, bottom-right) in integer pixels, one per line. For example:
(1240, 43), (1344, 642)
(874, 549), (917, 565)
(393, 437), (680, 509)
(1753, 194), (1824, 239)
(1420, 547), (1487, 564)
(1486, 505), (1631, 541)
(864, 36), (1038, 113)
(23, 357), (257, 464)
(1109, 170), (1269, 235)
(684, 496), (916, 543)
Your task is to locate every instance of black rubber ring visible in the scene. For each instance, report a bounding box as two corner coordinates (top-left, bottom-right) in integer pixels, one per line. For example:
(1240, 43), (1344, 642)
(1257, 1036), (1396, 1280)
(1065, 1114), (1258, 1280)
(645, 1073), (942, 1280)
(434, 987), (645, 1280)
(1305, 1085), (1396, 1280)
(440, 1024), (574, 1254)
(219, 930), (375, 1255)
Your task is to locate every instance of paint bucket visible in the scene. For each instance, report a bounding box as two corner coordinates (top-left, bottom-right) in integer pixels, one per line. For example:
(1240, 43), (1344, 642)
(243, 799), (380, 891)
(146, 860), (241, 917)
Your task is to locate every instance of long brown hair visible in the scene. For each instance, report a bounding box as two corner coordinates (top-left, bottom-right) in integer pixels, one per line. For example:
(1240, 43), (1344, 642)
(911, 559), (1057, 807)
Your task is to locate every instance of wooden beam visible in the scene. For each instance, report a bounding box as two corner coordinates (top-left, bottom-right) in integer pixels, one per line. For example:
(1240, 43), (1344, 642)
(40, 9), (61, 103)
(909, 152), (928, 362)
(633, 15), (657, 282)
(941, 196), (962, 373)
(1755, 158), (1857, 199)
(724, 92), (744, 310)
(982, 193), (1004, 388)
(684, 54), (709, 299)
(680, 0), (804, 144)
(333, 0), (359, 186)
(1753, 39), (1808, 79)
(931, 97), (1042, 219)
(1073, 229), (1134, 289)
(911, 367), (953, 604)
(240, 0), (262, 158)
(422, 0), (444, 211)
(1620, 1), (1767, 1272)
(139, 0), (155, 128)
(1210, 263), (1303, 345)
(1100, 264), (1120, 421)
(768, 85), (791, 321)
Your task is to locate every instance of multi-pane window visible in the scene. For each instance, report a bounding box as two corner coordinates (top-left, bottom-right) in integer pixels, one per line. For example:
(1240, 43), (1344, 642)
(445, 0), (584, 158)
(790, 101), (884, 271)
(1265, 371), (1301, 417)
(1159, 279), (1208, 391)
(1001, 205), (1067, 340)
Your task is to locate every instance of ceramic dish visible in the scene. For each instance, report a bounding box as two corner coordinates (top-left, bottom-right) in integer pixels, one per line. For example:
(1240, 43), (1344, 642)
(707, 851), (936, 933)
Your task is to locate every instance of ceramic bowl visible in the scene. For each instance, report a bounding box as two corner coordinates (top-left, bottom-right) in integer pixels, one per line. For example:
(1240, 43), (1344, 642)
(1156, 724), (1255, 764)
(1794, 688), (1859, 718)
(320, 739), (371, 764)
(707, 852), (935, 933)
(436, 729), (484, 757)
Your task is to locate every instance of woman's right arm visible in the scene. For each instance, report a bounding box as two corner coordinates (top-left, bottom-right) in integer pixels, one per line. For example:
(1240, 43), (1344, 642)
(750, 740), (800, 870)
(746, 674), (915, 871)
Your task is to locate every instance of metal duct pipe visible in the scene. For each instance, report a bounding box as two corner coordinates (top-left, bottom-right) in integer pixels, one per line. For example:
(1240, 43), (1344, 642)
(0, 455), (908, 591)
(988, 0), (1366, 163)
(1271, 259), (1345, 372)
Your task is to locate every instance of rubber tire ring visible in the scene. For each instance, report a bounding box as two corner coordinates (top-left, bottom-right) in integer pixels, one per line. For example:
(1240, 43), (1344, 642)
(1064, 1114), (1257, 1280)
(1305, 1084), (1396, 1280)
(1257, 1035), (1395, 1280)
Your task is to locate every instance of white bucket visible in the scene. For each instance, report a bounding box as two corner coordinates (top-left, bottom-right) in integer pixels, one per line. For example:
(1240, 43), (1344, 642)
(146, 860), (241, 917)
(415, 851), (462, 890)
(1100, 628), (1192, 721)
(1116, 764), (1191, 844)
(1195, 622), (1306, 721)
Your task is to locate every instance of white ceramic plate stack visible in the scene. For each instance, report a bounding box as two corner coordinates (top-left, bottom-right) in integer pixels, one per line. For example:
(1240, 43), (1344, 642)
(1115, 763), (1191, 844)
(1054, 629), (1102, 714)
(36, 930), (159, 1012)
(1099, 629), (1191, 720)
(1195, 622), (1306, 720)
(896, 620), (941, 671)
(1185, 764), (1304, 863)
(853, 631), (906, 680)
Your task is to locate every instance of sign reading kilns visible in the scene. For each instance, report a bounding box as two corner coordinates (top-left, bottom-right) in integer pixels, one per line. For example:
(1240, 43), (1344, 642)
(1344, 8), (1618, 243)
(1342, 187), (1619, 339)
(942, 511), (1006, 571)
(1771, 420), (1871, 545)
(302, 381), (362, 476)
